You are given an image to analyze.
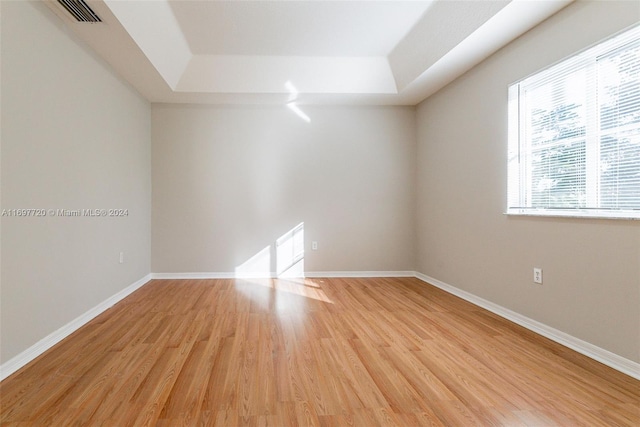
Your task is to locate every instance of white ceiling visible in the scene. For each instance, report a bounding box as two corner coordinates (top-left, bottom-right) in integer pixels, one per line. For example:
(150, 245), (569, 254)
(170, 1), (434, 56)
(44, 0), (573, 105)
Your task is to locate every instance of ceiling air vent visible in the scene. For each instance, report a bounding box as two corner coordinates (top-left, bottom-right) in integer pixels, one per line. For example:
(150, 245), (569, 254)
(57, 0), (101, 23)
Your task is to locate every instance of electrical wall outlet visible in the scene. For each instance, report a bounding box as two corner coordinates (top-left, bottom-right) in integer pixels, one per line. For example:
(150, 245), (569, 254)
(533, 267), (542, 284)
(312, 241), (318, 250)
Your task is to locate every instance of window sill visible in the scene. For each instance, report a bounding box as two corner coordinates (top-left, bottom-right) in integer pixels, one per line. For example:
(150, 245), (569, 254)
(505, 209), (640, 220)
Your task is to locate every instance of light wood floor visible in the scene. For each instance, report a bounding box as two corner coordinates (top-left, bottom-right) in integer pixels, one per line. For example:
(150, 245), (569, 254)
(1, 277), (639, 426)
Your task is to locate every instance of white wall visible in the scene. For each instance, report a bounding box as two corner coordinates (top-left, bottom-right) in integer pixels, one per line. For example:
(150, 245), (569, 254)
(416, 1), (640, 363)
(152, 105), (416, 275)
(0, 1), (151, 363)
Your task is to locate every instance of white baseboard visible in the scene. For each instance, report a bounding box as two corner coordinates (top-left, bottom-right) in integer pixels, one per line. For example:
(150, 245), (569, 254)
(152, 272), (281, 279)
(305, 271), (416, 278)
(151, 271), (416, 280)
(152, 272), (239, 279)
(414, 272), (640, 381)
(0, 273), (152, 381)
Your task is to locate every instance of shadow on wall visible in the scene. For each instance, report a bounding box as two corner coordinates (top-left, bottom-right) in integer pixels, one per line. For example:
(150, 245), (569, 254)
(235, 222), (305, 278)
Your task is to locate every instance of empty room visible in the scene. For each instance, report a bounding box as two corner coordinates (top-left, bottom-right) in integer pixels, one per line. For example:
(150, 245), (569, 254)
(1, 0), (639, 425)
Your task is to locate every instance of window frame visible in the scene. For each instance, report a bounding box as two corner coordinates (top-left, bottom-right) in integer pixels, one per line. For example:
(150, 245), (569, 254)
(506, 24), (640, 220)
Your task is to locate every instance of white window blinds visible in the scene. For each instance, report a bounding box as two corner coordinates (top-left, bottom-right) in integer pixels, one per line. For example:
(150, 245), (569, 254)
(508, 24), (640, 219)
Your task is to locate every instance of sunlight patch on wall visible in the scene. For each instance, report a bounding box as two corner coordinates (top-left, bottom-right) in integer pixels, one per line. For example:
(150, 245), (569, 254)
(277, 222), (304, 277)
(285, 80), (311, 123)
(286, 103), (311, 123)
(233, 223), (305, 278)
(234, 245), (271, 278)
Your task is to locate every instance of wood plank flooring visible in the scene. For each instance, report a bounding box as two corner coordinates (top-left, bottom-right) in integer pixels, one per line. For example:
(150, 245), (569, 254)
(1, 277), (639, 426)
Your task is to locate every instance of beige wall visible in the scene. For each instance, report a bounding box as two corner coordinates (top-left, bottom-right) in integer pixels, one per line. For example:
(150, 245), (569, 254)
(152, 105), (416, 274)
(0, 1), (151, 362)
(416, 1), (640, 363)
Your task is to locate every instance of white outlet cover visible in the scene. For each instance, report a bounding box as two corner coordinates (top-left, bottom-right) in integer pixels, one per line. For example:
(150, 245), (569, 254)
(533, 268), (542, 284)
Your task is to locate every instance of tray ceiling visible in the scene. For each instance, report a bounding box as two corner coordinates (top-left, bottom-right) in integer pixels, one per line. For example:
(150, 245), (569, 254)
(44, 0), (573, 105)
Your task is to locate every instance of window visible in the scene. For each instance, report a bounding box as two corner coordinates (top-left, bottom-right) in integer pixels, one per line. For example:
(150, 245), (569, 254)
(507, 25), (640, 219)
